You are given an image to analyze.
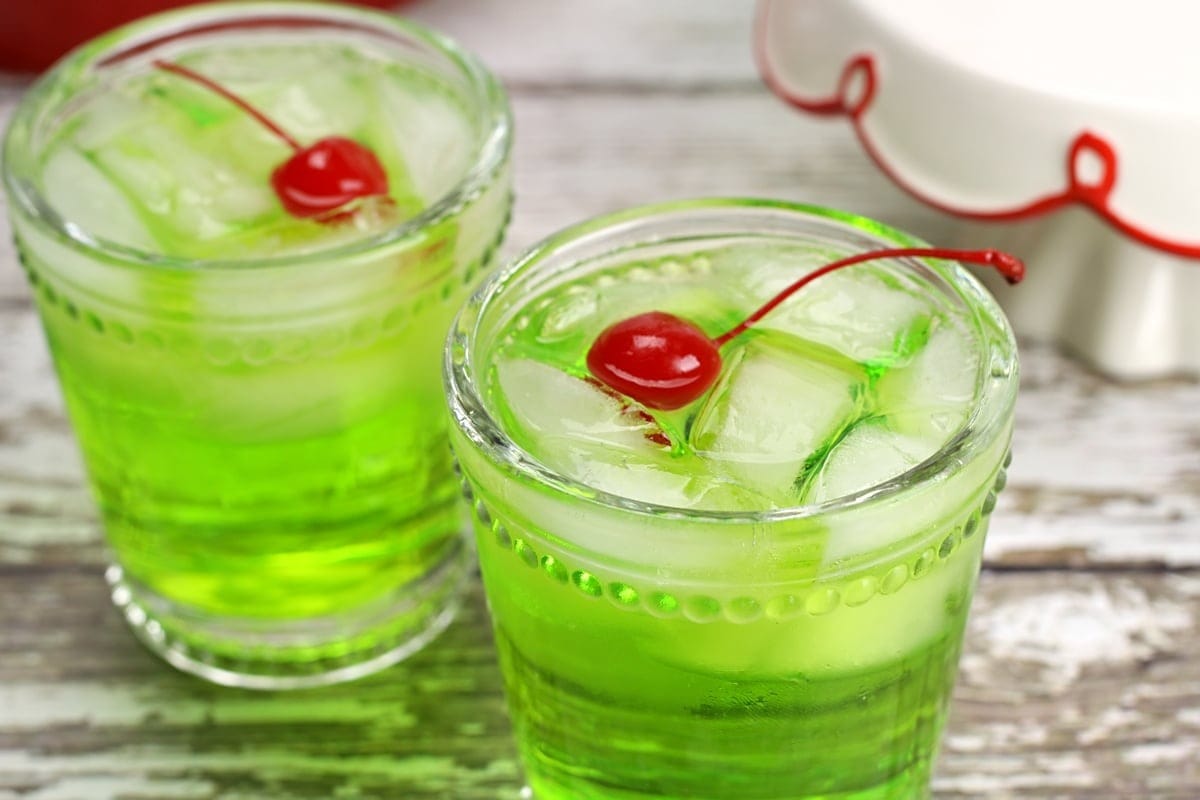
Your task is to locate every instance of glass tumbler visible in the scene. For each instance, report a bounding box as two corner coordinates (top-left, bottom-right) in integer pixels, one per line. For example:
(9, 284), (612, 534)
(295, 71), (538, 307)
(2, 2), (512, 688)
(446, 200), (1018, 799)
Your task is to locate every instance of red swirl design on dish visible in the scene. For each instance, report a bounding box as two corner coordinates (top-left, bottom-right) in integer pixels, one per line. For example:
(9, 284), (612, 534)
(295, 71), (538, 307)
(754, 4), (1200, 260)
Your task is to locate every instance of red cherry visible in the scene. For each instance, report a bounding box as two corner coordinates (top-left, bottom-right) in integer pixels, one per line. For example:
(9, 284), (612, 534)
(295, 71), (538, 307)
(271, 137), (389, 219)
(586, 247), (1025, 410)
(154, 61), (388, 221)
(586, 311), (722, 411)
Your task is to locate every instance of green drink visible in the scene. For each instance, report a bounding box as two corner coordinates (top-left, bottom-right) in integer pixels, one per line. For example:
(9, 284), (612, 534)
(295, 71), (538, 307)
(2, 3), (511, 688)
(447, 200), (1018, 799)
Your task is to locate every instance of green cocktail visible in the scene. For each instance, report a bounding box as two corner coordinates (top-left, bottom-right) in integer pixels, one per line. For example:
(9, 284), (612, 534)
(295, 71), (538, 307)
(2, 3), (511, 688)
(447, 200), (1018, 799)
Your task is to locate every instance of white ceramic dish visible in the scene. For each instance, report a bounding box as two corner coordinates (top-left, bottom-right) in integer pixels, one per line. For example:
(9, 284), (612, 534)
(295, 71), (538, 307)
(757, 0), (1200, 377)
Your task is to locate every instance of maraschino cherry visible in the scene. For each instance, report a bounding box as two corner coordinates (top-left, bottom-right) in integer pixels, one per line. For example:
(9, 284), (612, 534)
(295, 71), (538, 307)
(153, 60), (389, 219)
(587, 247), (1024, 411)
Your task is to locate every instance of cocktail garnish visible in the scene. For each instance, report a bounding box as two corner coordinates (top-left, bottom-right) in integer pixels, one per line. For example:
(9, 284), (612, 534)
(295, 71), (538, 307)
(586, 247), (1024, 410)
(153, 60), (389, 220)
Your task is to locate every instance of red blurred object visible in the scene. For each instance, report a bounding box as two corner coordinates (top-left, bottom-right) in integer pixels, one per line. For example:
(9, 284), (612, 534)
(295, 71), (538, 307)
(1, 0), (405, 72)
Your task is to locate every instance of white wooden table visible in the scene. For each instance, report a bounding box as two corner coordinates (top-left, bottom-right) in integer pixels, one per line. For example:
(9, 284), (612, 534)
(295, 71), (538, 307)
(2, 2), (1198, 798)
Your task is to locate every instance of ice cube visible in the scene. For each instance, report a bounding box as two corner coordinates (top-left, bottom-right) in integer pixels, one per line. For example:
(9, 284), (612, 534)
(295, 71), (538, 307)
(802, 419), (938, 504)
(701, 240), (830, 294)
(70, 92), (154, 152)
(802, 418), (953, 566)
(173, 44), (374, 148)
(495, 358), (667, 454)
(872, 319), (979, 438)
(689, 332), (867, 505)
(535, 285), (600, 344)
(495, 358), (705, 504)
(41, 146), (158, 252)
(564, 459), (706, 508)
(88, 119), (277, 253)
(513, 271), (740, 370)
(263, 69), (373, 147)
(755, 264), (942, 367)
(374, 71), (474, 204)
(79, 56), (372, 259)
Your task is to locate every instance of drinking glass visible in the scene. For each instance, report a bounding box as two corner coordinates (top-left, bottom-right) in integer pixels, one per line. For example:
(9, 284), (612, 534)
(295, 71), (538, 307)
(3, 2), (512, 688)
(446, 199), (1017, 799)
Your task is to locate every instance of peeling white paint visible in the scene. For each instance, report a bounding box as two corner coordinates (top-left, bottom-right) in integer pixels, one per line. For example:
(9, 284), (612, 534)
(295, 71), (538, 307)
(1077, 706), (1144, 745)
(1178, 708), (1200, 729)
(1122, 741), (1199, 766)
(0, 683), (415, 729)
(946, 721), (1048, 753)
(933, 751), (1097, 792)
(944, 733), (989, 753)
(1120, 682), (1200, 704)
(973, 584), (1194, 691)
(1168, 573), (1200, 597)
(1, 776), (213, 800)
(0, 750), (519, 786)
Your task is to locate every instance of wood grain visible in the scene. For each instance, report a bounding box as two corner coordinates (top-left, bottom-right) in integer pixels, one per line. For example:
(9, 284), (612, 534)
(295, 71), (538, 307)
(403, 0), (760, 88)
(2, 575), (1197, 799)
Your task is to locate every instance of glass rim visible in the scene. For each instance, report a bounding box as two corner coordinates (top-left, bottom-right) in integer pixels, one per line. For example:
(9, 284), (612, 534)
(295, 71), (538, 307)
(446, 197), (1020, 524)
(1, 1), (513, 273)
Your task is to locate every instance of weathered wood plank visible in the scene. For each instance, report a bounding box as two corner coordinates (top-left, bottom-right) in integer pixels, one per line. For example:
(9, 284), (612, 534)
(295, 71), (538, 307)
(403, 0), (760, 88)
(941, 570), (1200, 798)
(1, 572), (1197, 799)
(991, 345), (1200, 569)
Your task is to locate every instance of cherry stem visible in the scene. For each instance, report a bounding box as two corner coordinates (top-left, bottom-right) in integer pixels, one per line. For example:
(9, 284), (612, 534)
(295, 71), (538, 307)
(710, 247), (1024, 348)
(152, 60), (302, 153)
